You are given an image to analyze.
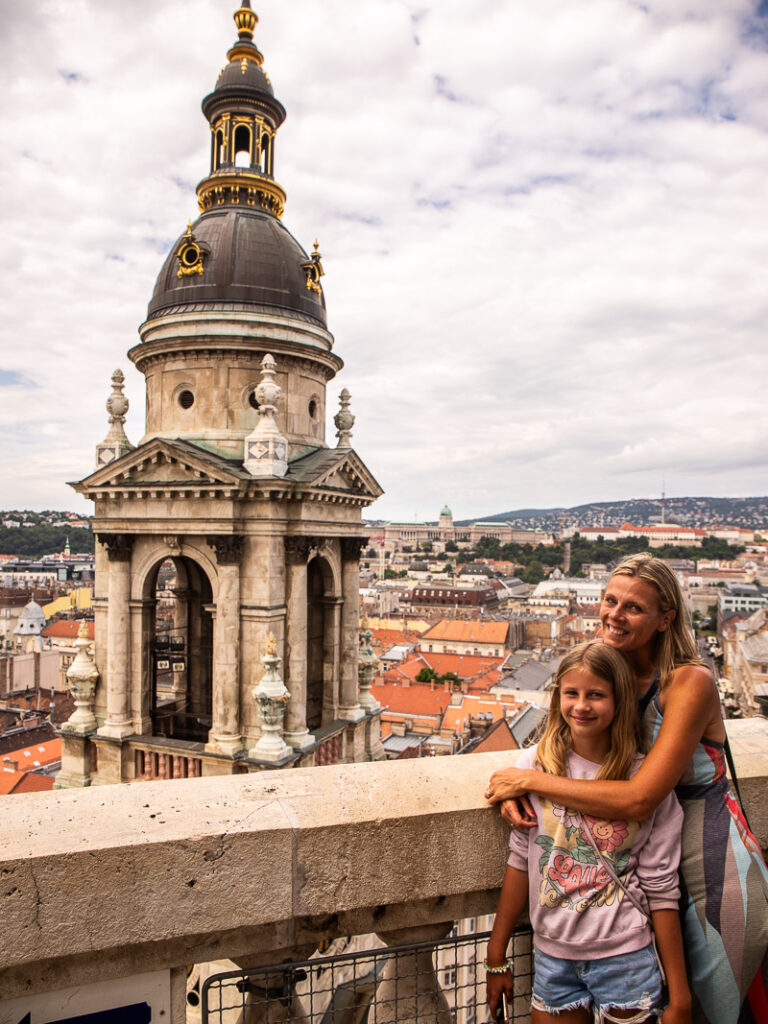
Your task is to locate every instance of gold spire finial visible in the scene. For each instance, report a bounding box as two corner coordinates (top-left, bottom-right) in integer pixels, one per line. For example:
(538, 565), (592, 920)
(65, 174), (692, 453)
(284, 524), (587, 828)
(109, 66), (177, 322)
(234, 3), (258, 40)
(266, 632), (277, 656)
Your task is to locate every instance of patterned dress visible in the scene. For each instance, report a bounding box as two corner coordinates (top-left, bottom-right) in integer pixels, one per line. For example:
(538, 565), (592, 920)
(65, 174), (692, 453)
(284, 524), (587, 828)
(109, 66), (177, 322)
(641, 681), (768, 1023)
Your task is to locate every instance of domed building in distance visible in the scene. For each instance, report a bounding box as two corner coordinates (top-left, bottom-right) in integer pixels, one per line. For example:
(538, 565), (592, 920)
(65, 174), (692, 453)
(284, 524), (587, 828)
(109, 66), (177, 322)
(62, 3), (383, 788)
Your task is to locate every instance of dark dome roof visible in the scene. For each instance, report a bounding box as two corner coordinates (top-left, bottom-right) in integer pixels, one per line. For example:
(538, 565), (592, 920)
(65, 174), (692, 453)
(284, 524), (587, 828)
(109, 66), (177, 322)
(215, 59), (274, 97)
(201, 54), (285, 126)
(147, 209), (327, 325)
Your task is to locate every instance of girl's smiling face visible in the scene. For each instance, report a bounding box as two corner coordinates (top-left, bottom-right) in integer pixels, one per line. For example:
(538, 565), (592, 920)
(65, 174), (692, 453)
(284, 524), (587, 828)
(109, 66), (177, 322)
(600, 575), (675, 656)
(559, 665), (616, 762)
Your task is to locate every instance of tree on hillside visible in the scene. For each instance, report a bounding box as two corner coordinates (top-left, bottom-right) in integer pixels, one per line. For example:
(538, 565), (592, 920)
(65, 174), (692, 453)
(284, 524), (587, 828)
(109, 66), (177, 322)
(0, 525), (94, 558)
(474, 536), (501, 558)
(522, 560), (545, 584)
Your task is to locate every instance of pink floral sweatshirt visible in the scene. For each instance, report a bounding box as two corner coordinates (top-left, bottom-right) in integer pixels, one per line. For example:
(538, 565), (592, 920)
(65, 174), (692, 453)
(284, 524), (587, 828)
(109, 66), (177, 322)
(507, 746), (683, 960)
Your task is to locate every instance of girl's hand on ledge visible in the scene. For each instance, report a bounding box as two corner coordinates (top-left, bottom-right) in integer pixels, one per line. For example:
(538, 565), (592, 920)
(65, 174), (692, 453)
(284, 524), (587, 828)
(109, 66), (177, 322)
(500, 796), (536, 828)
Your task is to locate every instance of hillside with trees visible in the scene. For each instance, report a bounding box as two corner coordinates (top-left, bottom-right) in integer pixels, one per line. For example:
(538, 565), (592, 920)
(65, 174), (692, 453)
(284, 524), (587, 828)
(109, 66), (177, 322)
(468, 533), (743, 583)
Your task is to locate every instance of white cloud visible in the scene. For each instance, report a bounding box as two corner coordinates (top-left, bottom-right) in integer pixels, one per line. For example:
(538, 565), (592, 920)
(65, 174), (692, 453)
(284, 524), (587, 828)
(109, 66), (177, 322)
(1, 0), (767, 521)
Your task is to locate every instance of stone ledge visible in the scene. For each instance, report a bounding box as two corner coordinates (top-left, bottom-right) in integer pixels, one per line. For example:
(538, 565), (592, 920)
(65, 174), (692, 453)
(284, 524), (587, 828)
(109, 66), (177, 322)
(1, 723), (767, 1001)
(0, 752), (512, 998)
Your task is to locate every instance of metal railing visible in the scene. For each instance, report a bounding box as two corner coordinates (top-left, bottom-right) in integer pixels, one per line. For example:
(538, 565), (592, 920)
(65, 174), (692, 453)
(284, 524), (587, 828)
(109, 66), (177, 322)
(202, 927), (534, 1024)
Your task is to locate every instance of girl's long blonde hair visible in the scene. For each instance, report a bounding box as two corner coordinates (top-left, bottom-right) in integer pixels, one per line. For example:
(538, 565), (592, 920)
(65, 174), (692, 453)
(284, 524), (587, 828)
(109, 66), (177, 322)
(609, 552), (701, 685)
(535, 641), (640, 781)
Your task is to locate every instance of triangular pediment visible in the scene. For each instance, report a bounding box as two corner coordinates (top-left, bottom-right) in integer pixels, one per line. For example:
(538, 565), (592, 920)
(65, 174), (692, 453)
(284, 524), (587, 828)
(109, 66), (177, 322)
(288, 448), (383, 501)
(72, 439), (245, 493)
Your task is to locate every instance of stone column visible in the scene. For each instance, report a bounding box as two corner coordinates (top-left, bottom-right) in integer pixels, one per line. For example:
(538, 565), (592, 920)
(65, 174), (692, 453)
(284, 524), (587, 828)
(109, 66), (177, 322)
(372, 923), (454, 1024)
(207, 536), (243, 756)
(283, 537), (313, 750)
(98, 534), (135, 739)
(323, 595), (344, 721)
(55, 622), (99, 789)
(358, 621), (381, 713)
(338, 537), (366, 722)
(250, 633), (291, 761)
(169, 586), (189, 698)
(131, 598), (155, 734)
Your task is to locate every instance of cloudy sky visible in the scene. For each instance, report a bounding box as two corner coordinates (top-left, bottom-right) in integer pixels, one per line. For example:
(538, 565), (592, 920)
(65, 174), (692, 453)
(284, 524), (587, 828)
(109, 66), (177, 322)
(2, 0), (768, 523)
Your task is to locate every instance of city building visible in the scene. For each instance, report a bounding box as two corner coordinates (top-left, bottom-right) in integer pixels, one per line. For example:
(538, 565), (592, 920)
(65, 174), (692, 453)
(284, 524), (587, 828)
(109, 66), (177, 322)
(420, 619), (510, 657)
(0, 735), (61, 795)
(0, 591), (28, 645)
(59, 2), (383, 788)
(718, 584), (768, 628)
(366, 506), (554, 552)
(728, 608), (768, 714)
(13, 599), (46, 653)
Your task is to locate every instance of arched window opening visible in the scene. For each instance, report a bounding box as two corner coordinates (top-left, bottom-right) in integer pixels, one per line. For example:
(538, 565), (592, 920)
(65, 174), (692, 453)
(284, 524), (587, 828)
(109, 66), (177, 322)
(234, 124), (251, 168)
(215, 130), (225, 170)
(261, 133), (271, 175)
(306, 559), (329, 732)
(150, 557), (213, 744)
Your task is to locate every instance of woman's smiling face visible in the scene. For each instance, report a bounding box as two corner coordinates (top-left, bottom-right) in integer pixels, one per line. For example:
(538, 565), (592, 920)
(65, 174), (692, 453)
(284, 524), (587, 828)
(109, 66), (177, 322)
(600, 575), (675, 655)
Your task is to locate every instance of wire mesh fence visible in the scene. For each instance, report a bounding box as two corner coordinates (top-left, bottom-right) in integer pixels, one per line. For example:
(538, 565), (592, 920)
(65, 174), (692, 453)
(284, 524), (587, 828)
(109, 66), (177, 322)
(201, 926), (533, 1024)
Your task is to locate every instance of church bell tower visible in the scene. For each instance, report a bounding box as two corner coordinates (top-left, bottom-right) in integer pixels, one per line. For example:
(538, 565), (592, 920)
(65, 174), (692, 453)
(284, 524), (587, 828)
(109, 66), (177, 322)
(61, 4), (384, 787)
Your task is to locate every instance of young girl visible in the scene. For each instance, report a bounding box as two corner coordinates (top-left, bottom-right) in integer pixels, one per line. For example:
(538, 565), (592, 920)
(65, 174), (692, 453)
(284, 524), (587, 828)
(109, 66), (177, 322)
(485, 641), (690, 1024)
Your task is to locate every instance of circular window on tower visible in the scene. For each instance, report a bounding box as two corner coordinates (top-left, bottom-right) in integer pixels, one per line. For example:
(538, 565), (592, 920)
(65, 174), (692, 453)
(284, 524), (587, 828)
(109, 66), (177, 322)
(249, 391), (260, 410)
(308, 398), (318, 420)
(178, 389), (195, 410)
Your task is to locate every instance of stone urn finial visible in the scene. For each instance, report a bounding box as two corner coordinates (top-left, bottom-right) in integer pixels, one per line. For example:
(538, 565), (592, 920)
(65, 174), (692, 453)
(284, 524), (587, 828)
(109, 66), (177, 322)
(250, 633), (291, 760)
(334, 389), (354, 448)
(244, 354), (289, 478)
(64, 622), (99, 734)
(95, 368), (134, 468)
(358, 620), (380, 712)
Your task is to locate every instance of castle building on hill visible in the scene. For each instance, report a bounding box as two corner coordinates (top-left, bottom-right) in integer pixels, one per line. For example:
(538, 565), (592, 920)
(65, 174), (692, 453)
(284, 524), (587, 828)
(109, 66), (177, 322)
(366, 505), (554, 552)
(58, 3), (383, 787)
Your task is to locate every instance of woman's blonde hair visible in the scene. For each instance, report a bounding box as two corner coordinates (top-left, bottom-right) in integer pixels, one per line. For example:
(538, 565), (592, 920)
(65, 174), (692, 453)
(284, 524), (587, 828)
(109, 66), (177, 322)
(609, 552), (701, 685)
(536, 641), (640, 781)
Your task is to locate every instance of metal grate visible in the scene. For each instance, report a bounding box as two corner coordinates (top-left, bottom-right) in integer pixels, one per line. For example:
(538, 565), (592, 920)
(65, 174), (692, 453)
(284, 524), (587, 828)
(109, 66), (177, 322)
(202, 926), (533, 1024)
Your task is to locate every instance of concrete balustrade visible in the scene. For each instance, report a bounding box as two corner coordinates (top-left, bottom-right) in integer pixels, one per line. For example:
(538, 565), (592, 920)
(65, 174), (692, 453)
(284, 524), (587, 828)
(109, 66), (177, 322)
(1, 720), (766, 1016)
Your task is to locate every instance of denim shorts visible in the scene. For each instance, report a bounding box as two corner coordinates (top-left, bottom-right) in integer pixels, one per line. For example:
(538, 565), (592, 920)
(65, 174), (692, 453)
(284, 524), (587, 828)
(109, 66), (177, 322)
(532, 943), (664, 1021)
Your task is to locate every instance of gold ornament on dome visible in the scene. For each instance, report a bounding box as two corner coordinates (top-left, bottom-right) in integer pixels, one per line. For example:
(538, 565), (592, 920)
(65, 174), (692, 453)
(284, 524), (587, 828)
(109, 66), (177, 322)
(301, 240), (325, 297)
(234, 5), (258, 38)
(175, 222), (210, 278)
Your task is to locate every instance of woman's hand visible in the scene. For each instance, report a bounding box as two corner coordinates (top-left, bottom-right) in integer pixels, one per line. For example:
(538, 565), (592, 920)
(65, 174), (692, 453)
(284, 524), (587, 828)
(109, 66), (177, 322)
(486, 767), (531, 801)
(485, 768), (537, 829)
(486, 968), (513, 1023)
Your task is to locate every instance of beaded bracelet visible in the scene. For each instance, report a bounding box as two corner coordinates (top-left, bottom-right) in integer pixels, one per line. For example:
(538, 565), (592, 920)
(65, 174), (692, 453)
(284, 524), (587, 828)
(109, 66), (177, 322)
(483, 958), (513, 974)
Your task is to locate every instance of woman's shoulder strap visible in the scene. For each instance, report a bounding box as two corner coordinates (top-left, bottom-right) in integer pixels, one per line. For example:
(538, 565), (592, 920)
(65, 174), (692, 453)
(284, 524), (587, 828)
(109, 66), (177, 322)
(638, 672), (659, 717)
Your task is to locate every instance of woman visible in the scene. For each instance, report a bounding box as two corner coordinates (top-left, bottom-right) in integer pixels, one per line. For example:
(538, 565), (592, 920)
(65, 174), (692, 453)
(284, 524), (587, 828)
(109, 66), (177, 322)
(485, 553), (768, 1024)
